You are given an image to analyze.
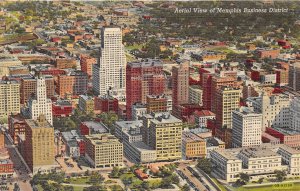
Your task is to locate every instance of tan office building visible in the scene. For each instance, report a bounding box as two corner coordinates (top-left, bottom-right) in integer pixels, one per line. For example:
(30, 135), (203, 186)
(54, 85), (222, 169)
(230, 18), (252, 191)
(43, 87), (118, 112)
(0, 80), (20, 118)
(84, 133), (123, 168)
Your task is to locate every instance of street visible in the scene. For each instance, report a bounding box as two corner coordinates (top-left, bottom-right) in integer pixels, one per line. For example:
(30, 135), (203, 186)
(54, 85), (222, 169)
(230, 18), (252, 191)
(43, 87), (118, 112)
(4, 130), (32, 191)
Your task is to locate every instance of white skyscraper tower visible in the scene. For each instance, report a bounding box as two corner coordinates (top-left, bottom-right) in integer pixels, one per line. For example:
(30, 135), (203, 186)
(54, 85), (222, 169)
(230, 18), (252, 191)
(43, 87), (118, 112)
(92, 26), (126, 97)
(28, 76), (53, 125)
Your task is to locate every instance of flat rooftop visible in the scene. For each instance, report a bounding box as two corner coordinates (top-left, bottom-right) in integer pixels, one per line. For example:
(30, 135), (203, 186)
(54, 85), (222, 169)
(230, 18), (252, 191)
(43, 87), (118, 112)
(81, 121), (109, 134)
(132, 141), (156, 152)
(128, 59), (163, 68)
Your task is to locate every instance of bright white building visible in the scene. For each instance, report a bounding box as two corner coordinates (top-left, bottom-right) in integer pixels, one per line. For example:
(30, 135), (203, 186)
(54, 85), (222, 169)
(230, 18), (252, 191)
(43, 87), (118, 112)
(92, 26), (126, 97)
(232, 107), (262, 148)
(28, 77), (53, 125)
(211, 144), (300, 183)
(247, 92), (290, 131)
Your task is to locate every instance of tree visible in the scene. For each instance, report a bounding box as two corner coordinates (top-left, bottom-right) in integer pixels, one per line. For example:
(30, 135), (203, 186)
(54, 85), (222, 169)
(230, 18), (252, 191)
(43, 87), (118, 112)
(181, 184), (190, 191)
(160, 176), (172, 188)
(64, 186), (74, 191)
(197, 158), (212, 174)
(83, 186), (106, 191)
(170, 173), (180, 184)
(89, 172), (105, 186)
(239, 173), (250, 184)
(110, 167), (120, 178)
(258, 177), (264, 184)
(274, 170), (287, 182)
(141, 181), (150, 190)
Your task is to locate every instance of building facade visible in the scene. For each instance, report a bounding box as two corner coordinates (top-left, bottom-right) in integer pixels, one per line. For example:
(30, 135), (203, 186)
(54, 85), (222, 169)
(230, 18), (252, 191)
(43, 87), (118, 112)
(0, 80), (20, 118)
(92, 26), (126, 96)
(28, 77), (53, 125)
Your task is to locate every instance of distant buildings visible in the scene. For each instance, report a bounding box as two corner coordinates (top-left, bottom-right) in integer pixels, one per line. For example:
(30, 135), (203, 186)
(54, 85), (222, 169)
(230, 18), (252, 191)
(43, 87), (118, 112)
(93, 26), (126, 97)
(20, 75), (55, 104)
(0, 80), (20, 118)
(247, 93), (290, 131)
(80, 54), (96, 77)
(211, 144), (300, 182)
(232, 107), (262, 148)
(56, 71), (88, 98)
(126, 59), (165, 119)
(0, 54), (22, 78)
(28, 76), (53, 125)
(84, 133), (123, 168)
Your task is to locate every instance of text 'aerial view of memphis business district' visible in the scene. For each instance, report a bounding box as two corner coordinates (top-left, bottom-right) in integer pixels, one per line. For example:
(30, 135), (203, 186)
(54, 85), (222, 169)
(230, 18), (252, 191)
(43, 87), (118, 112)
(0, 0), (300, 191)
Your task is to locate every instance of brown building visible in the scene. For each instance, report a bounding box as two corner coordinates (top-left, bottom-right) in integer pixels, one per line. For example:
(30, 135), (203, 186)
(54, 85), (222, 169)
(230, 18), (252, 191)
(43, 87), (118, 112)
(56, 71), (88, 98)
(20, 75), (55, 104)
(55, 58), (77, 69)
(8, 114), (26, 144)
(172, 60), (189, 109)
(80, 54), (96, 77)
(182, 131), (206, 159)
(0, 131), (4, 148)
(257, 49), (280, 59)
(146, 94), (169, 113)
(23, 115), (55, 174)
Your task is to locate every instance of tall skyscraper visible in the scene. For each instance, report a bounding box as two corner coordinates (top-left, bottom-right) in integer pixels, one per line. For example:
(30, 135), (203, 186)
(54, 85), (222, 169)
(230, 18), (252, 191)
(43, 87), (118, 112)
(126, 59), (165, 119)
(232, 107), (262, 148)
(172, 60), (189, 110)
(28, 76), (53, 125)
(289, 61), (300, 91)
(93, 26), (126, 97)
(0, 80), (20, 118)
(215, 87), (241, 129)
(23, 115), (55, 174)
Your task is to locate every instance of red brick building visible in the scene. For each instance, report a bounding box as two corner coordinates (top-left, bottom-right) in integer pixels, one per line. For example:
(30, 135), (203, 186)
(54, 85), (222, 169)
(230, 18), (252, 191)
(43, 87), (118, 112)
(126, 60), (166, 119)
(94, 95), (118, 113)
(20, 75), (55, 104)
(52, 100), (73, 117)
(56, 71), (88, 98)
(8, 114), (26, 144)
(80, 54), (96, 77)
(265, 127), (300, 148)
(55, 58), (77, 69)
(257, 49), (280, 59)
(199, 68), (214, 110)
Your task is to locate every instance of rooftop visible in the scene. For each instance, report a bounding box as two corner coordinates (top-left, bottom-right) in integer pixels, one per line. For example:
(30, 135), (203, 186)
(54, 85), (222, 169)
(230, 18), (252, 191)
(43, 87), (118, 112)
(128, 59), (163, 68)
(85, 133), (121, 145)
(81, 121), (109, 134)
(240, 147), (278, 158)
(132, 141), (156, 152)
(182, 132), (204, 143)
(194, 110), (215, 117)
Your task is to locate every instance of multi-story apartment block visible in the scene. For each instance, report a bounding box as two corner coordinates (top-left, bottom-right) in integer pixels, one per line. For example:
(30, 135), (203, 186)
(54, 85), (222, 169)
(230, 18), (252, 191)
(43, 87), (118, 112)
(80, 54), (96, 77)
(28, 76), (53, 125)
(247, 92), (290, 131)
(232, 107), (262, 148)
(93, 26), (126, 97)
(126, 59), (165, 119)
(84, 133), (123, 168)
(23, 115), (56, 174)
(56, 71), (88, 98)
(146, 94), (170, 114)
(146, 112), (183, 161)
(94, 94), (119, 114)
(20, 75), (55, 104)
(215, 87), (241, 129)
(0, 80), (20, 118)
(115, 120), (157, 163)
(78, 95), (94, 114)
(0, 54), (22, 78)
(189, 85), (203, 106)
(182, 131), (206, 160)
(211, 144), (300, 183)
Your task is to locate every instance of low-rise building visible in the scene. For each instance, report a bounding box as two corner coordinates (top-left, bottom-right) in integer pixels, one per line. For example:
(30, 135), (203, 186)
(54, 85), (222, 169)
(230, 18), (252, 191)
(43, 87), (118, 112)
(211, 144), (300, 182)
(182, 131), (206, 160)
(78, 95), (94, 114)
(189, 85), (203, 106)
(61, 130), (84, 158)
(84, 133), (123, 168)
(52, 99), (73, 117)
(80, 121), (109, 136)
(132, 103), (147, 120)
(194, 110), (216, 128)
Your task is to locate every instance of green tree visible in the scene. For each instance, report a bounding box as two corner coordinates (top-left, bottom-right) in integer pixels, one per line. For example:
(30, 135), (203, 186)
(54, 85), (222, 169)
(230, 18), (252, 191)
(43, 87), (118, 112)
(89, 172), (105, 186)
(239, 173), (250, 184)
(83, 185), (106, 191)
(258, 177), (264, 184)
(170, 173), (180, 184)
(141, 181), (150, 190)
(197, 158), (212, 174)
(110, 167), (120, 178)
(181, 184), (190, 191)
(274, 170), (287, 182)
